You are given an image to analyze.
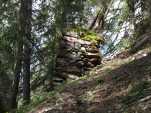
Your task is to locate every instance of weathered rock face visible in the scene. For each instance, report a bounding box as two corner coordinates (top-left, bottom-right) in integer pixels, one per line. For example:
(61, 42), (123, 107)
(54, 34), (102, 83)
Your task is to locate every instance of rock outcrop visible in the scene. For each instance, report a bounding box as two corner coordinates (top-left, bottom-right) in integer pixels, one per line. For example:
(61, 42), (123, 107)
(54, 34), (102, 83)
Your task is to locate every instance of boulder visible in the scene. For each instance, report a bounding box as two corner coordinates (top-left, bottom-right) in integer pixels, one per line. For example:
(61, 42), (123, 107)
(89, 58), (102, 65)
(86, 47), (99, 53)
(85, 52), (101, 58)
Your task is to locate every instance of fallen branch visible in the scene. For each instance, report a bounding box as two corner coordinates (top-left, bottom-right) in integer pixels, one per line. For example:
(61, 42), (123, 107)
(129, 32), (151, 54)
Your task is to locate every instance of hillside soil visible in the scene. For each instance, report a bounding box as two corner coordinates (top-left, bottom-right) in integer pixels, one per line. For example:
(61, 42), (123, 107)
(28, 48), (151, 113)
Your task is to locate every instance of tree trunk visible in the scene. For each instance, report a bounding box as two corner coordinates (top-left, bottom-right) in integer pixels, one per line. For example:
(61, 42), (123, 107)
(20, 0), (32, 105)
(89, 10), (101, 30)
(11, 42), (23, 109)
(23, 45), (31, 105)
(129, 32), (151, 53)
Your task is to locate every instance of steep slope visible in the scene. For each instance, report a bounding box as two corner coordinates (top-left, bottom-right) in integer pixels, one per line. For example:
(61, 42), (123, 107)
(19, 47), (151, 113)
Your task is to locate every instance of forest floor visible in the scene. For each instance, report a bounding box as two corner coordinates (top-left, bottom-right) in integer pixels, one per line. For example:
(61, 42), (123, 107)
(21, 47), (151, 113)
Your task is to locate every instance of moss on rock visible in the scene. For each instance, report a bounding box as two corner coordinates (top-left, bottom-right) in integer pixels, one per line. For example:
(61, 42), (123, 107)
(66, 27), (105, 45)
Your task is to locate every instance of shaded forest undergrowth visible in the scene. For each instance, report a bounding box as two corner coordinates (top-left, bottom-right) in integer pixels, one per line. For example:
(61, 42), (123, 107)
(16, 47), (151, 113)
